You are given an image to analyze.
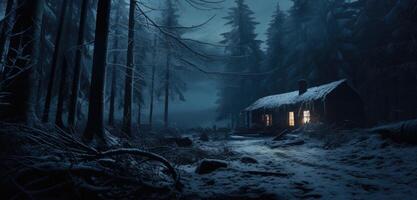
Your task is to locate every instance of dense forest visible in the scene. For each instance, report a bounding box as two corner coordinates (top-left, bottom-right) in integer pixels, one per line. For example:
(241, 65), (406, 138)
(0, 0), (416, 199)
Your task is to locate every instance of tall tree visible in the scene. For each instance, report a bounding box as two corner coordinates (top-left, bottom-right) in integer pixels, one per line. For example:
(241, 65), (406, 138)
(35, 17), (48, 116)
(148, 38), (157, 129)
(55, 1), (75, 128)
(42, 0), (69, 122)
(158, 0), (187, 129)
(108, 3), (123, 126)
(217, 0), (262, 126)
(0, 0), (45, 123)
(122, 0), (136, 135)
(55, 56), (69, 127)
(0, 0), (14, 69)
(264, 2), (286, 94)
(68, 0), (89, 127)
(82, 0), (112, 145)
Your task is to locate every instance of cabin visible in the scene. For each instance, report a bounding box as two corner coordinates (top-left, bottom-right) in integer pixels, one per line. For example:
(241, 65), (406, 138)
(240, 79), (365, 133)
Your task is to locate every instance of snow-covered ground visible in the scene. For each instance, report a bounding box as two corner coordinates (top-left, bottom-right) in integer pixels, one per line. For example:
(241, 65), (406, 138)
(179, 129), (417, 199)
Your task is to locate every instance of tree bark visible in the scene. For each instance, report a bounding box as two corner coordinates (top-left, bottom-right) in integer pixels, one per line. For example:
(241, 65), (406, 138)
(122, 0), (136, 136)
(68, 0), (89, 127)
(0, 0), (14, 69)
(35, 16), (47, 116)
(42, 0), (69, 123)
(0, 0), (45, 123)
(82, 0), (112, 145)
(55, 1), (74, 128)
(163, 50), (171, 129)
(108, 3), (122, 127)
(137, 104), (141, 125)
(55, 57), (69, 128)
(148, 39), (157, 129)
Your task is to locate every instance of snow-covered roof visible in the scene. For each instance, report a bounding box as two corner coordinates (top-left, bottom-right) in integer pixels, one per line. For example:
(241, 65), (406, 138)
(245, 79), (347, 111)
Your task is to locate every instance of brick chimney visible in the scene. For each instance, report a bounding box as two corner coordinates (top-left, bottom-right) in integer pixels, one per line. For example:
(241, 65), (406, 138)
(298, 80), (308, 95)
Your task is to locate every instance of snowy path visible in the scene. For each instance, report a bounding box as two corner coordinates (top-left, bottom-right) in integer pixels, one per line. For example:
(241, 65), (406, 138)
(180, 133), (417, 199)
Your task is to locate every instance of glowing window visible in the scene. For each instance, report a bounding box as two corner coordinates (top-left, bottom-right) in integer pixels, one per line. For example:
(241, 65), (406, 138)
(264, 114), (272, 126)
(303, 110), (311, 124)
(289, 112), (295, 127)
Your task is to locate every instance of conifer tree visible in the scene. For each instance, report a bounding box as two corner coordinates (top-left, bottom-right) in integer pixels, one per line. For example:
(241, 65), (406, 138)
(217, 0), (262, 126)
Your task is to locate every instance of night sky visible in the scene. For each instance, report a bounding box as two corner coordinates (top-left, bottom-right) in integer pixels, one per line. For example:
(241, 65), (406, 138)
(145, 0), (293, 128)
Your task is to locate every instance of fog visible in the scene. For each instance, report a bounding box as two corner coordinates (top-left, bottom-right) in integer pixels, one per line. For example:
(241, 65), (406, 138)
(142, 0), (293, 128)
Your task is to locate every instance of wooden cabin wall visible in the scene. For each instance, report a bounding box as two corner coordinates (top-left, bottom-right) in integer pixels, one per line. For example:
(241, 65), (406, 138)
(325, 83), (365, 126)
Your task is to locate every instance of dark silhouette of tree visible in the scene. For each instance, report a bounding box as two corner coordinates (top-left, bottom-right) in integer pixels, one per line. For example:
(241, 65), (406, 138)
(158, 0), (187, 129)
(68, 0), (89, 127)
(263, 2), (286, 94)
(42, 0), (69, 123)
(82, 0), (112, 145)
(1, 0), (45, 123)
(148, 38), (157, 129)
(217, 0), (262, 127)
(122, 0), (136, 136)
(55, 1), (75, 128)
(0, 0), (14, 68)
(55, 57), (69, 128)
(108, 3), (123, 127)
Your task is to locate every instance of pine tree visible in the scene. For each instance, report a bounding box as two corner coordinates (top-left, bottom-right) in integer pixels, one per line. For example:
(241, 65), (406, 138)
(122, 0), (137, 135)
(158, 0), (188, 129)
(42, 0), (69, 122)
(108, 2), (124, 126)
(55, 0), (75, 128)
(82, 0), (112, 146)
(264, 2), (286, 94)
(68, 0), (89, 127)
(0, 0), (45, 123)
(0, 0), (14, 68)
(217, 0), (262, 126)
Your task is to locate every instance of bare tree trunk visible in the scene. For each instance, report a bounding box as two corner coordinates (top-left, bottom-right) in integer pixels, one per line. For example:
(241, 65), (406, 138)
(148, 39), (157, 129)
(122, 0), (136, 136)
(0, 0), (14, 69)
(0, 0), (45, 124)
(82, 0), (112, 145)
(35, 16), (47, 116)
(163, 50), (171, 129)
(68, 0), (89, 127)
(55, 57), (69, 128)
(137, 104), (141, 125)
(55, 1), (74, 128)
(108, 3), (122, 127)
(41, 0), (69, 123)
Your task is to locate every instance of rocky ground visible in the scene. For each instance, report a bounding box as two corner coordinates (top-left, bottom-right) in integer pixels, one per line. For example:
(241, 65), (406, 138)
(178, 124), (417, 199)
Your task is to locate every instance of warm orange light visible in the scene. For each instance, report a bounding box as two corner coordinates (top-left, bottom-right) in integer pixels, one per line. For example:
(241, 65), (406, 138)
(303, 110), (310, 124)
(289, 112), (295, 126)
(264, 114), (272, 126)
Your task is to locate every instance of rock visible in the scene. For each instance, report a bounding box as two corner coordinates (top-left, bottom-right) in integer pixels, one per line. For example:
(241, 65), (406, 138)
(240, 156), (258, 164)
(175, 137), (193, 147)
(195, 159), (227, 174)
(199, 132), (209, 141)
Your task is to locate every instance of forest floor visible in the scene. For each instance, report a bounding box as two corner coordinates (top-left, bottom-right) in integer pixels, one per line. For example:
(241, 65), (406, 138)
(177, 125), (417, 199)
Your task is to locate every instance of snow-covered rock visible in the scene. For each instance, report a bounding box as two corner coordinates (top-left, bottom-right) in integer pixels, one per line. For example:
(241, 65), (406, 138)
(195, 159), (228, 174)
